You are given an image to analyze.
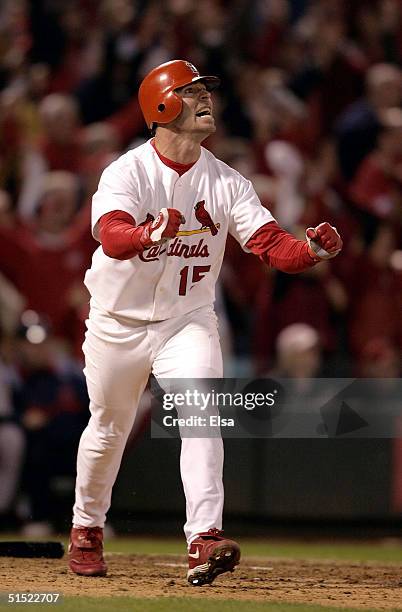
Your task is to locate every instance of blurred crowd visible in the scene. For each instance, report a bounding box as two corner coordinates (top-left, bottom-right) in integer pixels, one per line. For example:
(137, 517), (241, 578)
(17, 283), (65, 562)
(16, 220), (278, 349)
(0, 0), (401, 532)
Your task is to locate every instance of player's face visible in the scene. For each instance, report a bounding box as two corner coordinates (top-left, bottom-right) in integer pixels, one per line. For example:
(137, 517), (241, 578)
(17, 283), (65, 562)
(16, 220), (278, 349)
(173, 83), (216, 137)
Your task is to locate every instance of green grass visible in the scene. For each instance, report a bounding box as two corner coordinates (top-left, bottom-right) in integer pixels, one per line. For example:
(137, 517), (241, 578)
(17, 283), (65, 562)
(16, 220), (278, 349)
(0, 597), (398, 612)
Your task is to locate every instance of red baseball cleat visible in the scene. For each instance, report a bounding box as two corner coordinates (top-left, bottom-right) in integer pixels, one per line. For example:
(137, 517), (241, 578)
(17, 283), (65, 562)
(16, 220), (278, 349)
(187, 528), (240, 586)
(68, 526), (107, 577)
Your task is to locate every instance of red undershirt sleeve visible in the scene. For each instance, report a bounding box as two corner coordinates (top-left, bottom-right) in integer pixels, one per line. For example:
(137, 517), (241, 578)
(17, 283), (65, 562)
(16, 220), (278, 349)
(98, 210), (145, 259)
(98, 144), (194, 260)
(246, 221), (319, 273)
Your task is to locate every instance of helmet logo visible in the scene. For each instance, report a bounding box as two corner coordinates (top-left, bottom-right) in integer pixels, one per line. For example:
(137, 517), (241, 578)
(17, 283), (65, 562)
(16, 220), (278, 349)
(185, 62), (199, 76)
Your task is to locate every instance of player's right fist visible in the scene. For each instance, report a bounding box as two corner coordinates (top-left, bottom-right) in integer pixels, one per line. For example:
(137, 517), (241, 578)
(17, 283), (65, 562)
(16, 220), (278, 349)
(140, 208), (185, 248)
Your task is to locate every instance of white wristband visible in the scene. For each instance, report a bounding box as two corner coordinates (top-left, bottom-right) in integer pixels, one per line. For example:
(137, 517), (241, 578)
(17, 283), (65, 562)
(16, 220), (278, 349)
(150, 208), (169, 242)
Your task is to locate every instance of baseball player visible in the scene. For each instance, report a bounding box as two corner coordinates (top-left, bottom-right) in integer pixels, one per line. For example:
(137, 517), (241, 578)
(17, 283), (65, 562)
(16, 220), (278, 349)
(68, 60), (342, 585)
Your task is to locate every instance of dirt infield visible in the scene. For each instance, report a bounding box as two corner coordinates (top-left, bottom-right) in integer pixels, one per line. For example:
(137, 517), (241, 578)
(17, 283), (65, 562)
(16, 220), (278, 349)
(0, 554), (401, 609)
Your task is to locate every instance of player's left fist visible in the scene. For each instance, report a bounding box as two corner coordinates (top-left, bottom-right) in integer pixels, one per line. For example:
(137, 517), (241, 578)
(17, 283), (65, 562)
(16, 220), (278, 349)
(306, 222), (342, 260)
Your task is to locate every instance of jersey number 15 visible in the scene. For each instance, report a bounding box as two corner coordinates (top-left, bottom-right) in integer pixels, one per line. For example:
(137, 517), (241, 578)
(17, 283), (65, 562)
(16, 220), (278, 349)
(178, 265), (211, 296)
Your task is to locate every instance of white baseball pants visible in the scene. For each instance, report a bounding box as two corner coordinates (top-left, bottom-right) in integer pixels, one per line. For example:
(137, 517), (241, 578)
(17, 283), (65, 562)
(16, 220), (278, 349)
(73, 303), (223, 544)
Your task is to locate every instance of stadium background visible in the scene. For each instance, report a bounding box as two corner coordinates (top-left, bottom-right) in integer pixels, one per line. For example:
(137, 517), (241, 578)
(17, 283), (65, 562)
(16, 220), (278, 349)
(0, 0), (401, 539)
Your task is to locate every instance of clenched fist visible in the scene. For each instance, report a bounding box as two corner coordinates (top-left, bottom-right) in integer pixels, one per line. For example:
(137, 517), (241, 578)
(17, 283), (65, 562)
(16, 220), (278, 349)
(306, 222), (342, 260)
(140, 207), (185, 249)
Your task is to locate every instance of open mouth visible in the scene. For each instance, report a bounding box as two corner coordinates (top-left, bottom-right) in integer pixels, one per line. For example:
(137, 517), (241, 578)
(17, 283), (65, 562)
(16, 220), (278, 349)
(195, 109), (212, 117)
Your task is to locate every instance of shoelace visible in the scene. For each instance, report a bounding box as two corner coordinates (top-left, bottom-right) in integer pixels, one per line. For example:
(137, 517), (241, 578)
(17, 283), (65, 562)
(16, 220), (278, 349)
(76, 528), (101, 548)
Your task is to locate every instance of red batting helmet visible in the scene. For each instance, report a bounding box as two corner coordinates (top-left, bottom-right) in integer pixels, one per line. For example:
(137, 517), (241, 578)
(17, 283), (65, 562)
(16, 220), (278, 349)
(138, 60), (220, 130)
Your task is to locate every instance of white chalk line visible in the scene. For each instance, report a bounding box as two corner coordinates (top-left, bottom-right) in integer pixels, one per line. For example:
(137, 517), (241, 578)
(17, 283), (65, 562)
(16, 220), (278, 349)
(104, 553), (274, 571)
(154, 562), (274, 571)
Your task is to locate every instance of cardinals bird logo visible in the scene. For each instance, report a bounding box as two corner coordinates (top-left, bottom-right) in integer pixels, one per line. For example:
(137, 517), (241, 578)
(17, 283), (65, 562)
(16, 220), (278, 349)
(194, 201), (218, 236)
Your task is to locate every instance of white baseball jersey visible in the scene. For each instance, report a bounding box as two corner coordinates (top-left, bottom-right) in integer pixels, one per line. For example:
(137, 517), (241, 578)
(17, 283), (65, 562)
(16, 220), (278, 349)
(84, 139), (274, 321)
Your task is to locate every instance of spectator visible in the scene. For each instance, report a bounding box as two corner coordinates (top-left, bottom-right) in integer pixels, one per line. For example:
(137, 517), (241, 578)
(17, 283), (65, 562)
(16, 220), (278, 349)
(357, 337), (401, 378)
(348, 222), (402, 356)
(18, 94), (83, 217)
(272, 261), (346, 352)
(271, 323), (322, 378)
(0, 172), (96, 351)
(37, 93), (83, 172)
(348, 107), (402, 222)
(335, 63), (402, 180)
(13, 311), (89, 536)
(289, 1), (366, 141)
(0, 335), (25, 528)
